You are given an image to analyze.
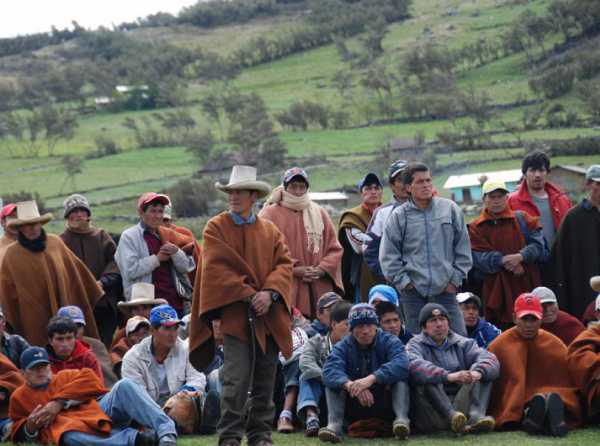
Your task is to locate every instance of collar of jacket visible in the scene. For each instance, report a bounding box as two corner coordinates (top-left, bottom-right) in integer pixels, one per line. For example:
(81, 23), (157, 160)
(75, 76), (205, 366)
(229, 212), (256, 226)
(416, 330), (461, 348)
(473, 206), (515, 226)
(513, 179), (565, 204)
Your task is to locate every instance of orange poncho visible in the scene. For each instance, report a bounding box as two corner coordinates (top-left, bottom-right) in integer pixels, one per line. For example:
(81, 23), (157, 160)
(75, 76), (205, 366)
(567, 325), (600, 418)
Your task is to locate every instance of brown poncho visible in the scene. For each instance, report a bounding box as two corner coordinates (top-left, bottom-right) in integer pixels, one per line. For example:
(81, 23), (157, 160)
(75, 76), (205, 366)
(60, 227), (118, 280)
(338, 205), (380, 302)
(0, 353), (24, 418)
(567, 324), (600, 418)
(10, 368), (111, 445)
(488, 327), (582, 429)
(189, 212), (293, 371)
(469, 208), (541, 326)
(259, 203), (343, 318)
(0, 234), (16, 269)
(0, 234), (103, 345)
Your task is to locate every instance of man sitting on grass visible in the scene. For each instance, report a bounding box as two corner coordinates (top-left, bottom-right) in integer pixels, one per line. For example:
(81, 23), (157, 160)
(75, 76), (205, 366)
(488, 294), (582, 437)
(407, 304), (499, 435)
(320, 303), (410, 442)
(456, 293), (501, 349)
(9, 346), (177, 446)
(298, 301), (352, 437)
(375, 301), (412, 345)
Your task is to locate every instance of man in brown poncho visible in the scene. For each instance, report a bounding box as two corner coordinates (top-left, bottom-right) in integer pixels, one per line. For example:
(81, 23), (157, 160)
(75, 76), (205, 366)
(189, 165), (293, 446)
(259, 167), (343, 318)
(60, 194), (121, 346)
(567, 322), (600, 421)
(0, 201), (103, 346)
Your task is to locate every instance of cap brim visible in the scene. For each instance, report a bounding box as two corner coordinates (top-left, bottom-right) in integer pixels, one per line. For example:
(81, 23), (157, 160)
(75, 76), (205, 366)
(538, 299), (557, 304)
(26, 359), (50, 370)
(160, 320), (182, 327)
(515, 310), (542, 320)
(484, 187), (509, 195)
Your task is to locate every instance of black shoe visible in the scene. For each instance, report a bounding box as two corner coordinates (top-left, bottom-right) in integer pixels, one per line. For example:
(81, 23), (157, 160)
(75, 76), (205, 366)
(546, 393), (568, 437)
(135, 430), (158, 446)
(522, 394), (546, 434)
(198, 390), (220, 434)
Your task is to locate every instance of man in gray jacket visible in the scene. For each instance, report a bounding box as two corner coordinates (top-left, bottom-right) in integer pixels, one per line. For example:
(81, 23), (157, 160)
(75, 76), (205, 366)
(380, 162), (472, 335)
(407, 304), (499, 434)
(115, 192), (195, 316)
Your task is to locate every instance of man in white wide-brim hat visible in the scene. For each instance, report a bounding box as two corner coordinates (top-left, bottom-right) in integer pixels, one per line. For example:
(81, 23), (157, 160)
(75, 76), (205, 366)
(190, 165), (294, 446)
(0, 201), (104, 346)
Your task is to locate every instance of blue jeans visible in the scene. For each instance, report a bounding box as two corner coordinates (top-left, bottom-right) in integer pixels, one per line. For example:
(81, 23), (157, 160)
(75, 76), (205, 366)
(297, 378), (323, 421)
(399, 289), (466, 336)
(207, 367), (222, 396)
(62, 379), (176, 446)
(282, 359), (301, 393)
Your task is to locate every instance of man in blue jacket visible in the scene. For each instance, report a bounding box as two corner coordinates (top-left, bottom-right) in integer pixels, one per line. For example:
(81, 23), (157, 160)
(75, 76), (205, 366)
(319, 304), (410, 442)
(456, 293), (501, 349)
(407, 303), (500, 435)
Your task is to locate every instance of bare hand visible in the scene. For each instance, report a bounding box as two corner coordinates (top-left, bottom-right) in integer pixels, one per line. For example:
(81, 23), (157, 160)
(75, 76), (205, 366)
(96, 280), (104, 292)
(347, 375), (376, 397)
(37, 401), (64, 428)
(447, 371), (473, 384)
(512, 264), (525, 276)
(251, 291), (272, 317)
(445, 283), (458, 294)
(357, 389), (375, 407)
(293, 266), (310, 278)
(26, 404), (47, 433)
(307, 267), (325, 281)
(469, 371), (482, 382)
(161, 242), (179, 256)
(502, 254), (523, 272)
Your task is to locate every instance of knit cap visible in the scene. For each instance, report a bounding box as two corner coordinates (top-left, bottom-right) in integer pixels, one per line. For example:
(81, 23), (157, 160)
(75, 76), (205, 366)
(368, 285), (399, 306)
(63, 194), (91, 218)
(348, 303), (379, 330)
(418, 303), (449, 327)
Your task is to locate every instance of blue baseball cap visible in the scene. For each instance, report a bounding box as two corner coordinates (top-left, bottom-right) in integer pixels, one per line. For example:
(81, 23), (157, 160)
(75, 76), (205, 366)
(57, 305), (86, 326)
(357, 173), (382, 191)
(20, 347), (50, 370)
(149, 304), (181, 328)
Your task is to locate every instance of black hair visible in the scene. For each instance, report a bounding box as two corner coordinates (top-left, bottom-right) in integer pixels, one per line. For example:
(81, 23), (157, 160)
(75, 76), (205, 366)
(47, 316), (78, 339)
(521, 150), (550, 174)
(142, 201), (165, 213)
(402, 162), (430, 186)
(66, 207), (91, 218)
(284, 176), (309, 189)
(330, 301), (352, 324)
(375, 301), (402, 320)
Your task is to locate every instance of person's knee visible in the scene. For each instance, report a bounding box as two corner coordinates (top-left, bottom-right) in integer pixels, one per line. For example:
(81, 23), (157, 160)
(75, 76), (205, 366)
(113, 378), (139, 397)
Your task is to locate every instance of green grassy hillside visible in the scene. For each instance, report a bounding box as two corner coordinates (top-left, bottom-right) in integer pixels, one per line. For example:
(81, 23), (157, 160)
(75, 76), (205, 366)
(1, 0), (598, 236)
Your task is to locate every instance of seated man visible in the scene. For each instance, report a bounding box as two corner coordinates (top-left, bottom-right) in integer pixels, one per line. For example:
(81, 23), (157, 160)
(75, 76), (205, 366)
(367, 284), (399, 307)
(0, 305), (29, 369)
(304, 293), (343, 338)
(567, 323), (600, 422)
(489, 294), (582, 437)
(407, 304), (499, 435)
(298, 301), (352, 437)
(320, 303), (410, 442)
(9, 346), (177, 446)
(531, 287), (584, 346)
(456, 293), (501, 349)
(57, 305), (118, 387)
(110, 316), (151, 379)
(45, 316), (103, 381)
(112, 283), (167, 349)
(121, 304), (219, 434)
(375, 301), (412, 345)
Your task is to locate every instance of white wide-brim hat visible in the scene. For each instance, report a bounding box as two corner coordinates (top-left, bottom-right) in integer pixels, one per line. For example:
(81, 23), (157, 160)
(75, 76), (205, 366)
(7, 201), (52, 229)
(215, 165), (271, 199)
(118, 283), (168, 310)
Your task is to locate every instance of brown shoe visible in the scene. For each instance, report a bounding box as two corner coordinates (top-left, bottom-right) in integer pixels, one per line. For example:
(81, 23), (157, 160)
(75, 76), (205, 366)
(277, 416), (294, 433)
(450, 411), (467, 434)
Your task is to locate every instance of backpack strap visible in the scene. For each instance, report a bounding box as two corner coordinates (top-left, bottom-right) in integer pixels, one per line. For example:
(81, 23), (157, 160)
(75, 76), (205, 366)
(515, 210), (529, 243)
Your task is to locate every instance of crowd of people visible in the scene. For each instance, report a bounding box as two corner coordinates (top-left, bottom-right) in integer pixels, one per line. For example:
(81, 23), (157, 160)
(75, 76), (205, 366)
(0, 151), (598, 446)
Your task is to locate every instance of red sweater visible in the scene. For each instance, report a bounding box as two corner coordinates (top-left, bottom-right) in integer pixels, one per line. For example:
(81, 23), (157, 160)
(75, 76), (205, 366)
(48, 340), (104, 381)
(542, 310), (585, 346)
(508, 181), (572, 231)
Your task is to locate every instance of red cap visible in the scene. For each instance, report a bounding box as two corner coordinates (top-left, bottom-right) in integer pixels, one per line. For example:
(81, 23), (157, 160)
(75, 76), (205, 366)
(514, 293), (542, 320)
(137, 193), (170, 212)
(0, 203), (16, 220)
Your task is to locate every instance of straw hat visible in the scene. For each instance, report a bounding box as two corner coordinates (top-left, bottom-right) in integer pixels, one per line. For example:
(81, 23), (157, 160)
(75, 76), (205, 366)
(118, 283), (167, 310)
(215, 165), (271, 199)
(7, 201), (52, 229)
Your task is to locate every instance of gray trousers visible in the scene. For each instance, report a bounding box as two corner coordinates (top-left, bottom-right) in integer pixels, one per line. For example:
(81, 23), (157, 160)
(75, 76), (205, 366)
(218, 334), (279, 445)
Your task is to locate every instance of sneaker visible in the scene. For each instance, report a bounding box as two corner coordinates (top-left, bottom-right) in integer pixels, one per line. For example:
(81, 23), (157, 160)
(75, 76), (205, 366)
(450, 411), (467, 434)
(305, 416), (320, 437)
(522, 393), (546, 434)
(546, 393), (568, 437)
(392, 420), (410, 440)
(467, 416), (495, 434)
(135, 430), (158, 446)
(318, 427), (342, 443)
(277, 416), (294, 434)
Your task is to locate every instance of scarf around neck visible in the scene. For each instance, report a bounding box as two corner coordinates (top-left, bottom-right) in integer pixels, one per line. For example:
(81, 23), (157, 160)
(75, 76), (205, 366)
(66, 219), (95, 235)
(264, 185), (324, 254)
(18, 228), (47, 252)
